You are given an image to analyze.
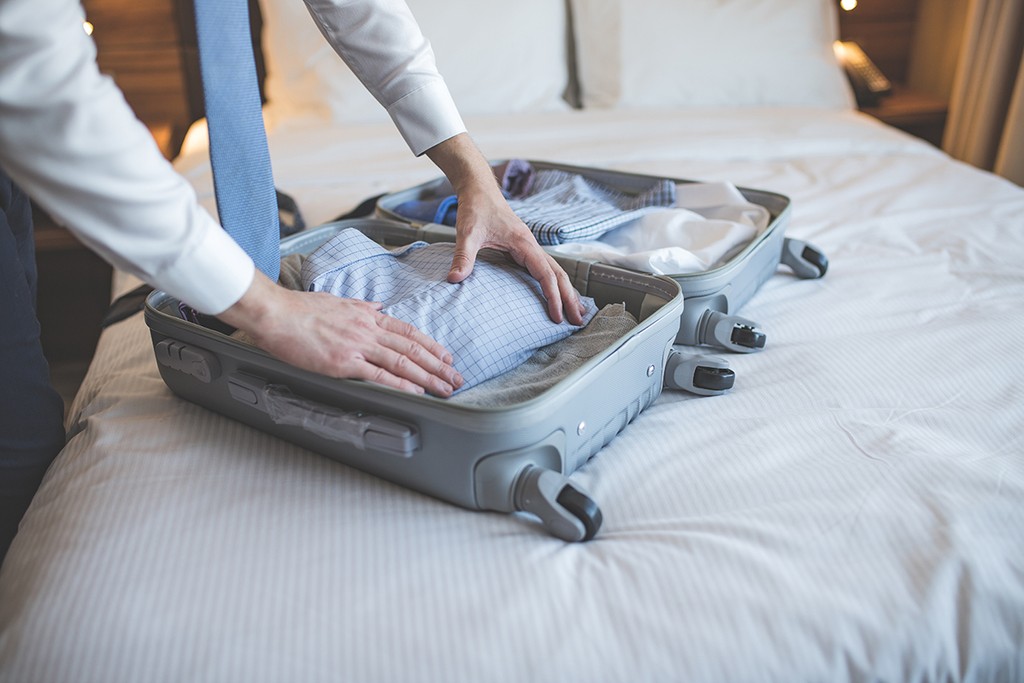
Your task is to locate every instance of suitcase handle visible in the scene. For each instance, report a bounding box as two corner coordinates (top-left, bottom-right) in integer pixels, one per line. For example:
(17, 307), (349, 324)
(227, 374), (419, 457)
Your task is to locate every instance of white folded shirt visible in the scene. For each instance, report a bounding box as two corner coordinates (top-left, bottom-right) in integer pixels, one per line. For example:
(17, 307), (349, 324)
(548, 182), (769, 274)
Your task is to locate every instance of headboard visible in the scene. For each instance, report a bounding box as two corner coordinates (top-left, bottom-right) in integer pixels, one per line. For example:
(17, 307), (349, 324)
(82, 0), (921, 158)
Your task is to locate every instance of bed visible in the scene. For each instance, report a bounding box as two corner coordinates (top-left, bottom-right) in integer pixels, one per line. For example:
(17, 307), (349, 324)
(2, 0), (1023, 680)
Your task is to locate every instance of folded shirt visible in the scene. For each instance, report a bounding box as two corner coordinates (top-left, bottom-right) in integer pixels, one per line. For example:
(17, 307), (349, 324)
(673, 181), (770, 231)
(392, 163), (677, 245)
(301, 229), (598, 392)
(506, 169), (677, 244)
(391, 161), (768, 274)
(547, 181), (770, 274)
(548, 208), (757, 274)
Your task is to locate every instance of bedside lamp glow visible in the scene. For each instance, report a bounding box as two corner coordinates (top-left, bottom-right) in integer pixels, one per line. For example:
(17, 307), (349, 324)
(840, 0), (858, 10)
(82, 19), (94, 36)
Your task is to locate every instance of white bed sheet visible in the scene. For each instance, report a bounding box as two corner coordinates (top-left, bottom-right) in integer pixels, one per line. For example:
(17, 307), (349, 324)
(1, 107), (1023, 682)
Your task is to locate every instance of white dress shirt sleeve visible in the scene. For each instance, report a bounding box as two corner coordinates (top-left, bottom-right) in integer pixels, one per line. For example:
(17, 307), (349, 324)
(302, 0), (466, 155)
(0, 0), (465, 315)
(0, 0), (255, 314)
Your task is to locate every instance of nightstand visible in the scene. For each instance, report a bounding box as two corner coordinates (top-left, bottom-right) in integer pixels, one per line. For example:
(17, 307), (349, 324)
(860, 86), (949, 147)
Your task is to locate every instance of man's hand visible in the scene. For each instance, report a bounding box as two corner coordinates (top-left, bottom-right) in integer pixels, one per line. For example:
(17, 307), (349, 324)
(425, 134), (586, 326)
(218, 272), (463, 397)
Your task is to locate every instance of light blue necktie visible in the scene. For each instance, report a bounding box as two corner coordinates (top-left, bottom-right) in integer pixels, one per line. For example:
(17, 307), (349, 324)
(192, 0), (281, 281)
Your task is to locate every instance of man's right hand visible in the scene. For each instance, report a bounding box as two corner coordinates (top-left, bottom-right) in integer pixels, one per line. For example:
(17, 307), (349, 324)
(217, 272), (463, 397)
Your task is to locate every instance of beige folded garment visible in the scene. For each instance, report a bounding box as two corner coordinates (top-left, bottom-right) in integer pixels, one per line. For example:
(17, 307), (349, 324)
(450, 303), (637, 406)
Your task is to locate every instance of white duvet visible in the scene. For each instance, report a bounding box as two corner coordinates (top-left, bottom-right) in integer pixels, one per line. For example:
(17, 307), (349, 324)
(1, 107), (1022, 683)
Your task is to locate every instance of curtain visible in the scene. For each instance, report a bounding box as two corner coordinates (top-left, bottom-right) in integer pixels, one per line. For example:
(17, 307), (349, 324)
(993, 54), (1024, 184)
(942, 0), (1024, 186)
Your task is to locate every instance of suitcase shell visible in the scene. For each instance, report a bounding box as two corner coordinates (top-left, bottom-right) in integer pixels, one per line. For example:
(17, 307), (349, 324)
(375, 160), (827, 361)
(145, 219), (685, 542)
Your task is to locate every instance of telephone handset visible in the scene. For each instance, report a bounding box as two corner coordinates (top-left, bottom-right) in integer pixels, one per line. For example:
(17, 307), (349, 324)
(834, 40), (892, 107)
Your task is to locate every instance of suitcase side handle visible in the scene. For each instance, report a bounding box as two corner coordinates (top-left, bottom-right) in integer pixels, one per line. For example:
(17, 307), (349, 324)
(227, 373), (419, 457)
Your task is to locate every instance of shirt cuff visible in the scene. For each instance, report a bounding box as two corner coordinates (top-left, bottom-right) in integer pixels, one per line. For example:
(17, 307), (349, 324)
(155, 220), (256, 315)
(386, 80), (467, 156)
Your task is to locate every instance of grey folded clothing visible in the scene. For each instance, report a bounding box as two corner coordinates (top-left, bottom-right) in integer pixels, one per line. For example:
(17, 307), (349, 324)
(278, 252), (305, 291)
(449, 303), (637, 406)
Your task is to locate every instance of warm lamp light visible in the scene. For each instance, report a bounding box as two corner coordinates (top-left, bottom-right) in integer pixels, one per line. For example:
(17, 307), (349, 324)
(840, 0), (858, 11)
(82, 19), (94, 35)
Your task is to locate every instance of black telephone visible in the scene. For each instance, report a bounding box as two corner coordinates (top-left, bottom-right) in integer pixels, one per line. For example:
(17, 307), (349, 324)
(834, 40), (892, 107)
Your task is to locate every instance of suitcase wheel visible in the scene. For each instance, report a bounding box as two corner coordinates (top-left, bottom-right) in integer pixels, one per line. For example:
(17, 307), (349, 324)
(696, 310), (766, 354)
(801, 245), (829, 278)
(782, 237), (829, 279)
(665, 347), (735, 396)
(514, 466), (603, 542)
(731, 325), (766, 351)
(556, 486), (603, 542)
(693, 366), (736, 393)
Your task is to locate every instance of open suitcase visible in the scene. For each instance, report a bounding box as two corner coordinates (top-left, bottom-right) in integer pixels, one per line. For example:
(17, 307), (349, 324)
(145, 163), (825, 541)
(146, 219), (687, 542)
(375, 160), (828, 394)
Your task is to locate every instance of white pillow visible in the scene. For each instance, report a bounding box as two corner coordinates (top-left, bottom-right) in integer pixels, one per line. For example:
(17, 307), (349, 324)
(260, 0), (571, 123)
(569, 0), (854, 110)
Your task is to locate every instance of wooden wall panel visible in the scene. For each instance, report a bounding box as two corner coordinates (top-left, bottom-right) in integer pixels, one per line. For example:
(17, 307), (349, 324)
(94, 48), (191, 124)
(82, 0), (195, 152)
(80, 0), (266, 156)
(82, 0), (181, 49)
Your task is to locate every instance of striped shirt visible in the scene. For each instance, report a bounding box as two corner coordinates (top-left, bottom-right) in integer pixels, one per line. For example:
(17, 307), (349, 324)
(301, 229), (598, 392)
(392, 166), (678, 246)
(508, 169), (677, 245)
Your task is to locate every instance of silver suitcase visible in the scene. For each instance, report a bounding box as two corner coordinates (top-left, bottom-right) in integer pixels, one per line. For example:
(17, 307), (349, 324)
(146, 219), (687, 542)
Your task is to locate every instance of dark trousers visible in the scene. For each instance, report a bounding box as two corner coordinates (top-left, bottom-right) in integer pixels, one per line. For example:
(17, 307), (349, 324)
(0, 168), (66, 564)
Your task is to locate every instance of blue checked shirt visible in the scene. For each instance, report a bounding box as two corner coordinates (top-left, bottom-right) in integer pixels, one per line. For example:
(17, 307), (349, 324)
(507, 170), (677, 245)
(394, 167), (678, 246)
(301, 229), (599, 392)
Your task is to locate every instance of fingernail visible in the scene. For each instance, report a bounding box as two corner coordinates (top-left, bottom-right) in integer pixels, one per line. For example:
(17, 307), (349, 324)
(452, 372), (464, 387)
